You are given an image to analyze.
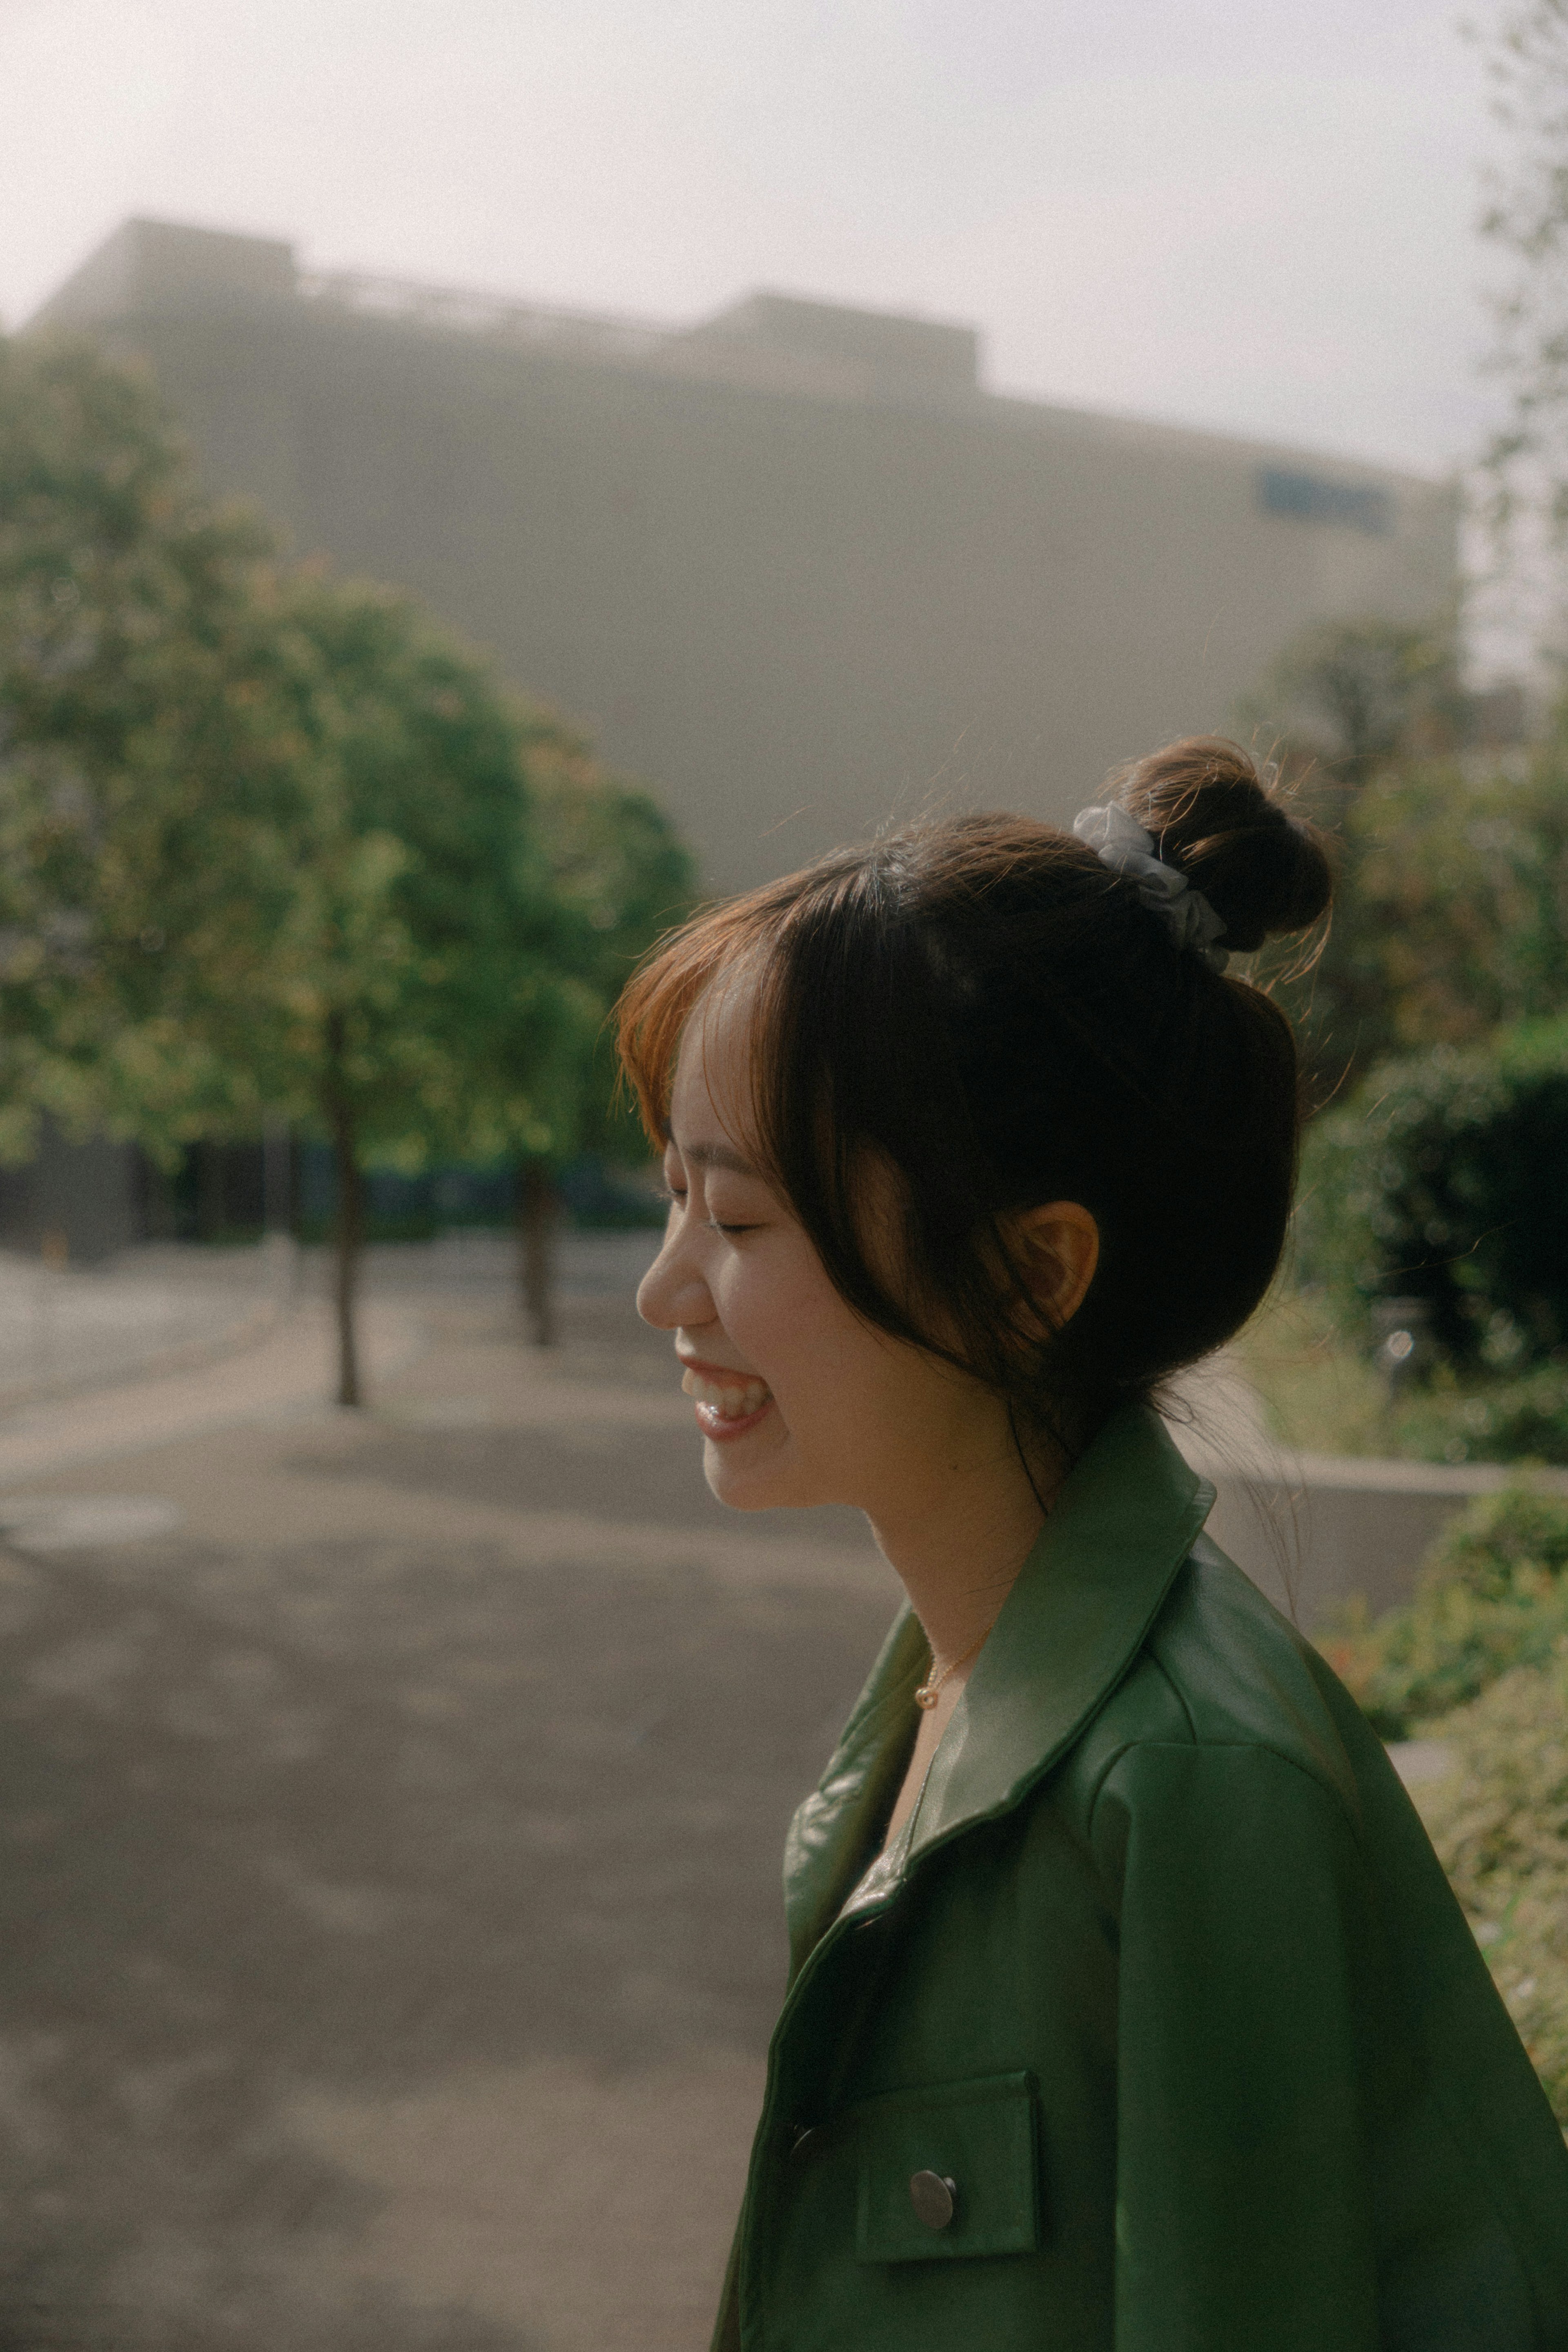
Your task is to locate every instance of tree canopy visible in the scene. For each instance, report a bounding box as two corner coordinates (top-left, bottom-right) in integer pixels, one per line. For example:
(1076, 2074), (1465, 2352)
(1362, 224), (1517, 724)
(1477, 1), (1568, 601)
(0, 328), (696, 1398)
(0, 332), (305, 1155)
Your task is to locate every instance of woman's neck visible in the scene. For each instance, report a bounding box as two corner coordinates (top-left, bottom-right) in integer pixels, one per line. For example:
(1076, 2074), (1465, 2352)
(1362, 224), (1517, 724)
(864, 1436), (1060, 1670)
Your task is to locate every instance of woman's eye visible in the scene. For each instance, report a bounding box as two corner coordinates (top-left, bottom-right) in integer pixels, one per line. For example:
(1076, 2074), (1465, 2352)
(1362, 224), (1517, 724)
(659, 1177), (756, 1234)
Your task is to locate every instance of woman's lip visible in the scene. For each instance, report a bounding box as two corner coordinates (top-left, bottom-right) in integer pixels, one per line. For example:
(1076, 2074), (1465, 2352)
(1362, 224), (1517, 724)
(693, 1396), (776, 1442)
(676, 1355), (774, 1439)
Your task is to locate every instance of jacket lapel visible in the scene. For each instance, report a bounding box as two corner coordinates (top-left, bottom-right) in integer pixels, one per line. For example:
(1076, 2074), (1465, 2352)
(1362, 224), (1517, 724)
(806, 1404), (1214, 1944)
(908, 1403), (1214, 1859)
(782, 1603), (928, 1978)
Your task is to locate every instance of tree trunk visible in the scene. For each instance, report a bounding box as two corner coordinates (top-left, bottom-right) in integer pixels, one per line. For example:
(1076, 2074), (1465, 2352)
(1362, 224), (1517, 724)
(261, 1113), (298, 1311)
(323, 1016), (365, 1407)
(197, 1141), (224, 1242)
(517, 1159), (558, 1348)
(262, 1114), (292, 1234)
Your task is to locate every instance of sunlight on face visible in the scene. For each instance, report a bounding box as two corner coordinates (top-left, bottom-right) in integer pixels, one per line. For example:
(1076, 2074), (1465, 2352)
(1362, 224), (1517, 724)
(634, 983), (1017, 1520)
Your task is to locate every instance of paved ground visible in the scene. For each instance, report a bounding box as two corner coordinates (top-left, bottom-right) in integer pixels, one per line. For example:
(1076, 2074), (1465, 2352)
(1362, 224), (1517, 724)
(0, 1245), (289, 1413)
(0, 1237), (901, 2351)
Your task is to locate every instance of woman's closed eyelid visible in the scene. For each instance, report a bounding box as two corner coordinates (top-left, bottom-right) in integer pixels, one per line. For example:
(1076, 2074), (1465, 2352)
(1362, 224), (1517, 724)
(663, 1184), (760, 1235)
(662, 1184), (750, 1230)
(661, 1166), (768, 1231)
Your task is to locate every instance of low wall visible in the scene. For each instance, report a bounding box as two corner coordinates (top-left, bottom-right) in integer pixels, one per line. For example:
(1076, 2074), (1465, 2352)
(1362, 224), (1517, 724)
(1184, 1444), (1568, 1630)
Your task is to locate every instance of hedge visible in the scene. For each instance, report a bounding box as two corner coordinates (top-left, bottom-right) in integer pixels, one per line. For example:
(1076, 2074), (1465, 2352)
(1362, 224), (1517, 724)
(1317, 1486), (1568, 2123)
(1412, 1652), (1568, 2126)
(1319, 1485), (1568, 1737)
(1296, 1016), (1568, 1372)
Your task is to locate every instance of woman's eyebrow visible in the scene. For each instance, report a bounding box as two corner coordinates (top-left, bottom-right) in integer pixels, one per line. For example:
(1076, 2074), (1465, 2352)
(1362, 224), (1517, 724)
(681, 1140), (760, 1177)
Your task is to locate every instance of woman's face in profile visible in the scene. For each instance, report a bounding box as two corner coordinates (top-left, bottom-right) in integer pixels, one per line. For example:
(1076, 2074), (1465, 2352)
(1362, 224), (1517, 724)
(635, 986), (1011, 1520)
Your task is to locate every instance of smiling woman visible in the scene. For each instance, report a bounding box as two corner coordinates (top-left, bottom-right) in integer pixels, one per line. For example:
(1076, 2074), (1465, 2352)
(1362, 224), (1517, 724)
(617, 739), (1568, 2352)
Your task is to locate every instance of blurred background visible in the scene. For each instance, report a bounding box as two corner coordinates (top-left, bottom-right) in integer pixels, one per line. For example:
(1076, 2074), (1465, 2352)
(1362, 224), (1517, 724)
(2, 2), (1568, 2347)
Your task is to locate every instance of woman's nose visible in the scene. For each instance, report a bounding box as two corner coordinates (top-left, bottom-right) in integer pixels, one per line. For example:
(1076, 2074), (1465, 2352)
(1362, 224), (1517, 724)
(636, 1223), (715, 1331)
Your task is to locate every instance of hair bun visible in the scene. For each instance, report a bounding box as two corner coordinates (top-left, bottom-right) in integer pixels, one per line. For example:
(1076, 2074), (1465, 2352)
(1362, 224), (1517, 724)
(1106, 736), (1331, 955)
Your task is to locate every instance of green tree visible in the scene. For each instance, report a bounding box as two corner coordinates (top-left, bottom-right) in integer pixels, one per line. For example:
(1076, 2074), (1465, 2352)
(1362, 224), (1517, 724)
(1335, 737), (1568, 1049)
(1236, 618), (1465, 805)
(1476, 0), (1568, 570)
(0, 332), (644, 1402)
(216, 573), (588, 1403)
(0, 329), (322, 1158)
(1234, 618), (1482, 1097)
(497, 744), (697, 1343)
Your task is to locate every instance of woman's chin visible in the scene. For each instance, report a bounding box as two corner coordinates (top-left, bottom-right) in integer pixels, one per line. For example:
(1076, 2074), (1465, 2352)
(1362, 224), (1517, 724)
(702, 1424), (810, 1510)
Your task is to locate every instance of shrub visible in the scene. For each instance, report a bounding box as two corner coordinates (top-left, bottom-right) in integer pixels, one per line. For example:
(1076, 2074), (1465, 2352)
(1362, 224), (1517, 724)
(1250, 726), (1568, 1101)
(1425, 1484), (1568, 1594)
(1410, 1650), (1568, 2126)
(1319, 1485), (1568, 1736)
(1330, 750), (1568, 1059)
(1295, 1016), (1568, 1371)
(1390, 1362), (1568, 1467)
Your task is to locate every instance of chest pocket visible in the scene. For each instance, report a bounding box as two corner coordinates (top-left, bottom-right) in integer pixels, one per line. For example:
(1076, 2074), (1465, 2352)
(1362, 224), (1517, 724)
(853, 2069), (1041, 2264)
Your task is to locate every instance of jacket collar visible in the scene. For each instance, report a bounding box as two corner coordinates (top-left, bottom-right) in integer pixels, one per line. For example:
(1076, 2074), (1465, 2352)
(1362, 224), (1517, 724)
(791, 1402), (1214, 1957)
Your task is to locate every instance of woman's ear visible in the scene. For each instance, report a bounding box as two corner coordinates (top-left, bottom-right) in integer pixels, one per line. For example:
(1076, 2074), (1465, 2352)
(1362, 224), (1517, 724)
(1007, 1201), (1100, 1332)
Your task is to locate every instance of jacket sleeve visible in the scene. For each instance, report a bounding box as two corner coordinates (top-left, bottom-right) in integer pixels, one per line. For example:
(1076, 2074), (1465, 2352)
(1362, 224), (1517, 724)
(1089, 1739), (1381, 2352)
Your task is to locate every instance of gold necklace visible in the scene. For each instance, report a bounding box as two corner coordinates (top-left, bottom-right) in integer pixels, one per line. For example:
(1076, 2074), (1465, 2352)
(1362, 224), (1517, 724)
(914, 1625), (991, 1710)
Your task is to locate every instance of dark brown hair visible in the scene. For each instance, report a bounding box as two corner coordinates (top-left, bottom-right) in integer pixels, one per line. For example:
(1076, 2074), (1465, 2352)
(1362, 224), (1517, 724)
(617, 737), (1331, 1454)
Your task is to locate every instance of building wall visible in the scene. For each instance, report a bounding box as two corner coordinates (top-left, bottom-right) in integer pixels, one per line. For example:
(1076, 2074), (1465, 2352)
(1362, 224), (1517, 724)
(0, 1124), (144, 1264)
(35, 219), (1457, 894)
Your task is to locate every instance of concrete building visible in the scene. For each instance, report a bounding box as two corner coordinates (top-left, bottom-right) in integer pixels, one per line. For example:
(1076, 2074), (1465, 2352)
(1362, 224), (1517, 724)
(33, 216), (1455, 896)
(16, 216), (1455, 1260)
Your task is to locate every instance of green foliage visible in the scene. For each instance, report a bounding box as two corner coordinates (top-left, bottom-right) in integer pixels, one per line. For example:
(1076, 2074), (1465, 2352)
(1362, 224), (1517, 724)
(1238, 1281), (1568, 1467)
(1410, 1650), (1568, 2126)
(514, 750), (698, 1170)
(1321, 1487), (1568, 2115)
(1235, 621), (1472, 1094)
(1236, 622), (1568, 1101)
(1267, 698), (1568, 1455)
(1319, 1486), (1568, 1738)
(0, 329), (684, 1167)
(1295, 1016), (1568, 1371)
(1476, 0), (1568, 574)
(0, 328), (700, 1389)
(1328, 743), (1568, 1054)
(0, 330), (309, 1154)
(258, 571), (581, 1168)
(1427, 1481), (1568, 1595)
(1237, 618), (1464, 798)
(1234, 1284), (1393, 1457)
(1392, 1362), (1568, 1468)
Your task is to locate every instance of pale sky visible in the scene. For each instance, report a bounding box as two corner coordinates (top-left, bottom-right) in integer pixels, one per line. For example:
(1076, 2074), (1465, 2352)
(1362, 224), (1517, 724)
(0, 0), (1507, 479)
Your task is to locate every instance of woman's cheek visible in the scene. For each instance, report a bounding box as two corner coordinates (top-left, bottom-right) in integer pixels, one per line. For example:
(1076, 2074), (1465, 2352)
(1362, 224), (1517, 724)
(716, 1260), (784, 1362)
(722, 1251), (811, 1376)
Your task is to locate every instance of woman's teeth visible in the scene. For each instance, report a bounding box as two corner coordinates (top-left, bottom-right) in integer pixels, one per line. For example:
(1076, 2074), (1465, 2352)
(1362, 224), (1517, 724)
(681, 1368), (772, 1419)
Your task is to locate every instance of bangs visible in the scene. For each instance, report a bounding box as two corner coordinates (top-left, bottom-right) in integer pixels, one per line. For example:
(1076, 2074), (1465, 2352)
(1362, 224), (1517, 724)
(614, 877), (804, 1148)
(614, 836), (1005, 1382)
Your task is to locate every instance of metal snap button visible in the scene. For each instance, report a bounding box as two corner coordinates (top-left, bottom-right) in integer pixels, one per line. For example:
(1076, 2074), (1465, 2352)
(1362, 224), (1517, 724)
(909, 2169), (957, 2229)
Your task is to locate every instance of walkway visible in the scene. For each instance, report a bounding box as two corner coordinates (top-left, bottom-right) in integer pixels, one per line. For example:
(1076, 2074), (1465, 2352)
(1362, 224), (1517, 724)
(0, 1235), (890, 2352)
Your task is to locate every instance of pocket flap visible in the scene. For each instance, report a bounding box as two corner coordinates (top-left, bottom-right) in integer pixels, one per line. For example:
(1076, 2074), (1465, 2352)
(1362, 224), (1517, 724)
(853, 2070), (1040, 2264)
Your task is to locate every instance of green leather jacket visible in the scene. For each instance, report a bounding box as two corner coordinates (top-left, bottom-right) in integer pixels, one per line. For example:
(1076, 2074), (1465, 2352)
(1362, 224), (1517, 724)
(713, 1405), (1568, 2350)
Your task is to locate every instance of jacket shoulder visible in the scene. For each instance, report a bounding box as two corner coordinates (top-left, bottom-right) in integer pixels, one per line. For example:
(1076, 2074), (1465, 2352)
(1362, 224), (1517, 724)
(1057, 1531), (1376, 1836)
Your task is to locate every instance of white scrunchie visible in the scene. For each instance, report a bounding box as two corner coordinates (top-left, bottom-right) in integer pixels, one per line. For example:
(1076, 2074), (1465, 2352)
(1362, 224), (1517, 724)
(1071, 803), (1230, 974)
